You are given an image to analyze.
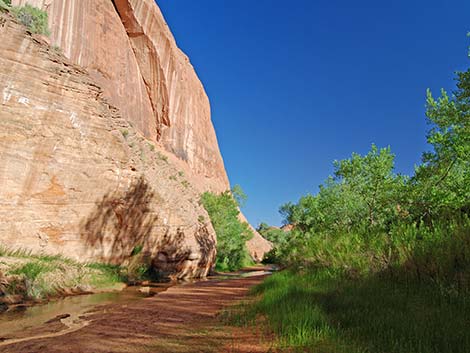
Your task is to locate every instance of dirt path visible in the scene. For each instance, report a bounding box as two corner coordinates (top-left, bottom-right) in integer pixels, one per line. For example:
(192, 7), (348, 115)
(1, 275), (273, 353)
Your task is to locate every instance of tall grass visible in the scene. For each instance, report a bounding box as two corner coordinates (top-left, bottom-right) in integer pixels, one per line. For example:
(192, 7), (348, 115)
(85, 262), (125, 287)
(9, 261), (53, 281)
(0, 245), (80, 265)
(277, 217), (470, 290)
(227, 269), (470, 353)
(0, 247), (126, 299)
(0, 245), (33, 258)
(249, 210), (470, 351)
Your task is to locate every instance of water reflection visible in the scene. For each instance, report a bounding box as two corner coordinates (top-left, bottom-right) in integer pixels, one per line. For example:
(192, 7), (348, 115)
(0, 284), (171, 338)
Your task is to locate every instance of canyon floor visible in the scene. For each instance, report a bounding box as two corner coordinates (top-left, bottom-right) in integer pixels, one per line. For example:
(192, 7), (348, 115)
(0, 272), (274, 353)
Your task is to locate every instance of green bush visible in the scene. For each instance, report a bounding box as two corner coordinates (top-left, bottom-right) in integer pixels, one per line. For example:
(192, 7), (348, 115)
(11, 4), (50, 35)
(201, 187), (253, 271)
(0, 0), (10, 12)
(257, 222), (289, 246)
(157, 152), (168, 162)
(256, 223), (291, 264)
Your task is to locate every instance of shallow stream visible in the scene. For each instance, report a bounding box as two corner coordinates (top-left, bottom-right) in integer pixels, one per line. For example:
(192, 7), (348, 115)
(0, 267), (273, 346)
(0, 283), (172, 344)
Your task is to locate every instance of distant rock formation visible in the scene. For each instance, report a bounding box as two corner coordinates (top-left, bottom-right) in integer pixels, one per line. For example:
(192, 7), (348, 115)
(281, 224), (294, 232)
(240, 215), (273, 262)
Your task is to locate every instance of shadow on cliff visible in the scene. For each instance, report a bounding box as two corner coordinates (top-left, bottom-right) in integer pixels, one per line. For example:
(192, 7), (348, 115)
(79, 176), (215, 277)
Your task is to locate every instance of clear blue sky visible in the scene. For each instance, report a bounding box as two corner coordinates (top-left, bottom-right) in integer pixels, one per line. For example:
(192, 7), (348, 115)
(157, 0), (470, 227)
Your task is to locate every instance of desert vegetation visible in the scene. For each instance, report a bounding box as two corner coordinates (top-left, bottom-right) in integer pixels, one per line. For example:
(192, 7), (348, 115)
(0, 1), (50, 35)
(201, 186), (254, 271)
(0, 244), (165, 304)
(0, 0), (10, 11)
(225, 60), (470, 352)
(0, 247), (124, 302)
(12, 4), (49, 35)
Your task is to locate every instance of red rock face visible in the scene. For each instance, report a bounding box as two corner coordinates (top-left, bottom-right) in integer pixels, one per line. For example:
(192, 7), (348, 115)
(11, 0), (229, 192)
(239, 214), (273, 262)
(12, 0), (157, 140)
(281, 224), (294, 232)
(3, 0), (272, 267)
(113, 0), (228, 187)
(0, 13), (216, 279)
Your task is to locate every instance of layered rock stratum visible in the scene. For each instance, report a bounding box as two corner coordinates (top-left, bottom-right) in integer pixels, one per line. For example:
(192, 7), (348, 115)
(11, 0), (229, 188)
(0, 0), (271, 277)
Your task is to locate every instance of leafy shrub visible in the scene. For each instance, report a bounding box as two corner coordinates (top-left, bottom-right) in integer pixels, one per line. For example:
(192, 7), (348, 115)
(201, 187), (253, 271)
(256, 223), (291, 264)
(130, 244), (143, 256)
(157, 152), (168, 162)
(0, 0), (11, 12)
(257, 222), (290, 246)
(124, 251), (153, 283)
(11, 4), (50, 35)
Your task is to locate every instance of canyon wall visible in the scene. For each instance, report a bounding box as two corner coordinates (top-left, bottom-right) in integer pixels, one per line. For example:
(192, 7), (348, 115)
(11, 0), (229, 191)
(0, 12), (216, 278)
(1, 0), (272, 276)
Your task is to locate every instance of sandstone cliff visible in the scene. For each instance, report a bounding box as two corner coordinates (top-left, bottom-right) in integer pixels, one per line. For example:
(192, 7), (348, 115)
(11, 0), (229, 192)
(0, 12), (216, 278)
(1, 0), (272, 276)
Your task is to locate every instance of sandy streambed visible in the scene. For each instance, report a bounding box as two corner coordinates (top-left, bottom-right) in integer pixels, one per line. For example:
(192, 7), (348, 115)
(0, 268), (273, 352)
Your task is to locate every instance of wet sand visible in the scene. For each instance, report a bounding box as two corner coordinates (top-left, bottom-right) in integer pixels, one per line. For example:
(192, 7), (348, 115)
(1, 274), (272, 353)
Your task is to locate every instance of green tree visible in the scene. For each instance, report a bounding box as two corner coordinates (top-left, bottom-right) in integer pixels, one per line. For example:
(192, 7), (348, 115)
(411, 71), (470, 219)
(281, 145), (405, 235)
(257, 223), (289, 246)
(257, 222), (271, 233)
(231, 184), (247, 208)
(201, 189), (253, 271)
(333, 145), (406, 229)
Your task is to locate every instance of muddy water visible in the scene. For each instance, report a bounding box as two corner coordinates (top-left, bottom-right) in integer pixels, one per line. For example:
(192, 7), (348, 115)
(0, 267), (274, 346)
(0, 283), (172, 343)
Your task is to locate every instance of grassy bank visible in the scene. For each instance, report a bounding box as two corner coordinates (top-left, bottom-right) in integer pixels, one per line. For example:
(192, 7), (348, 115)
(238, 64), (470, 352)
(0, 247), (124, 302)
(226, 270), (470, 353)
